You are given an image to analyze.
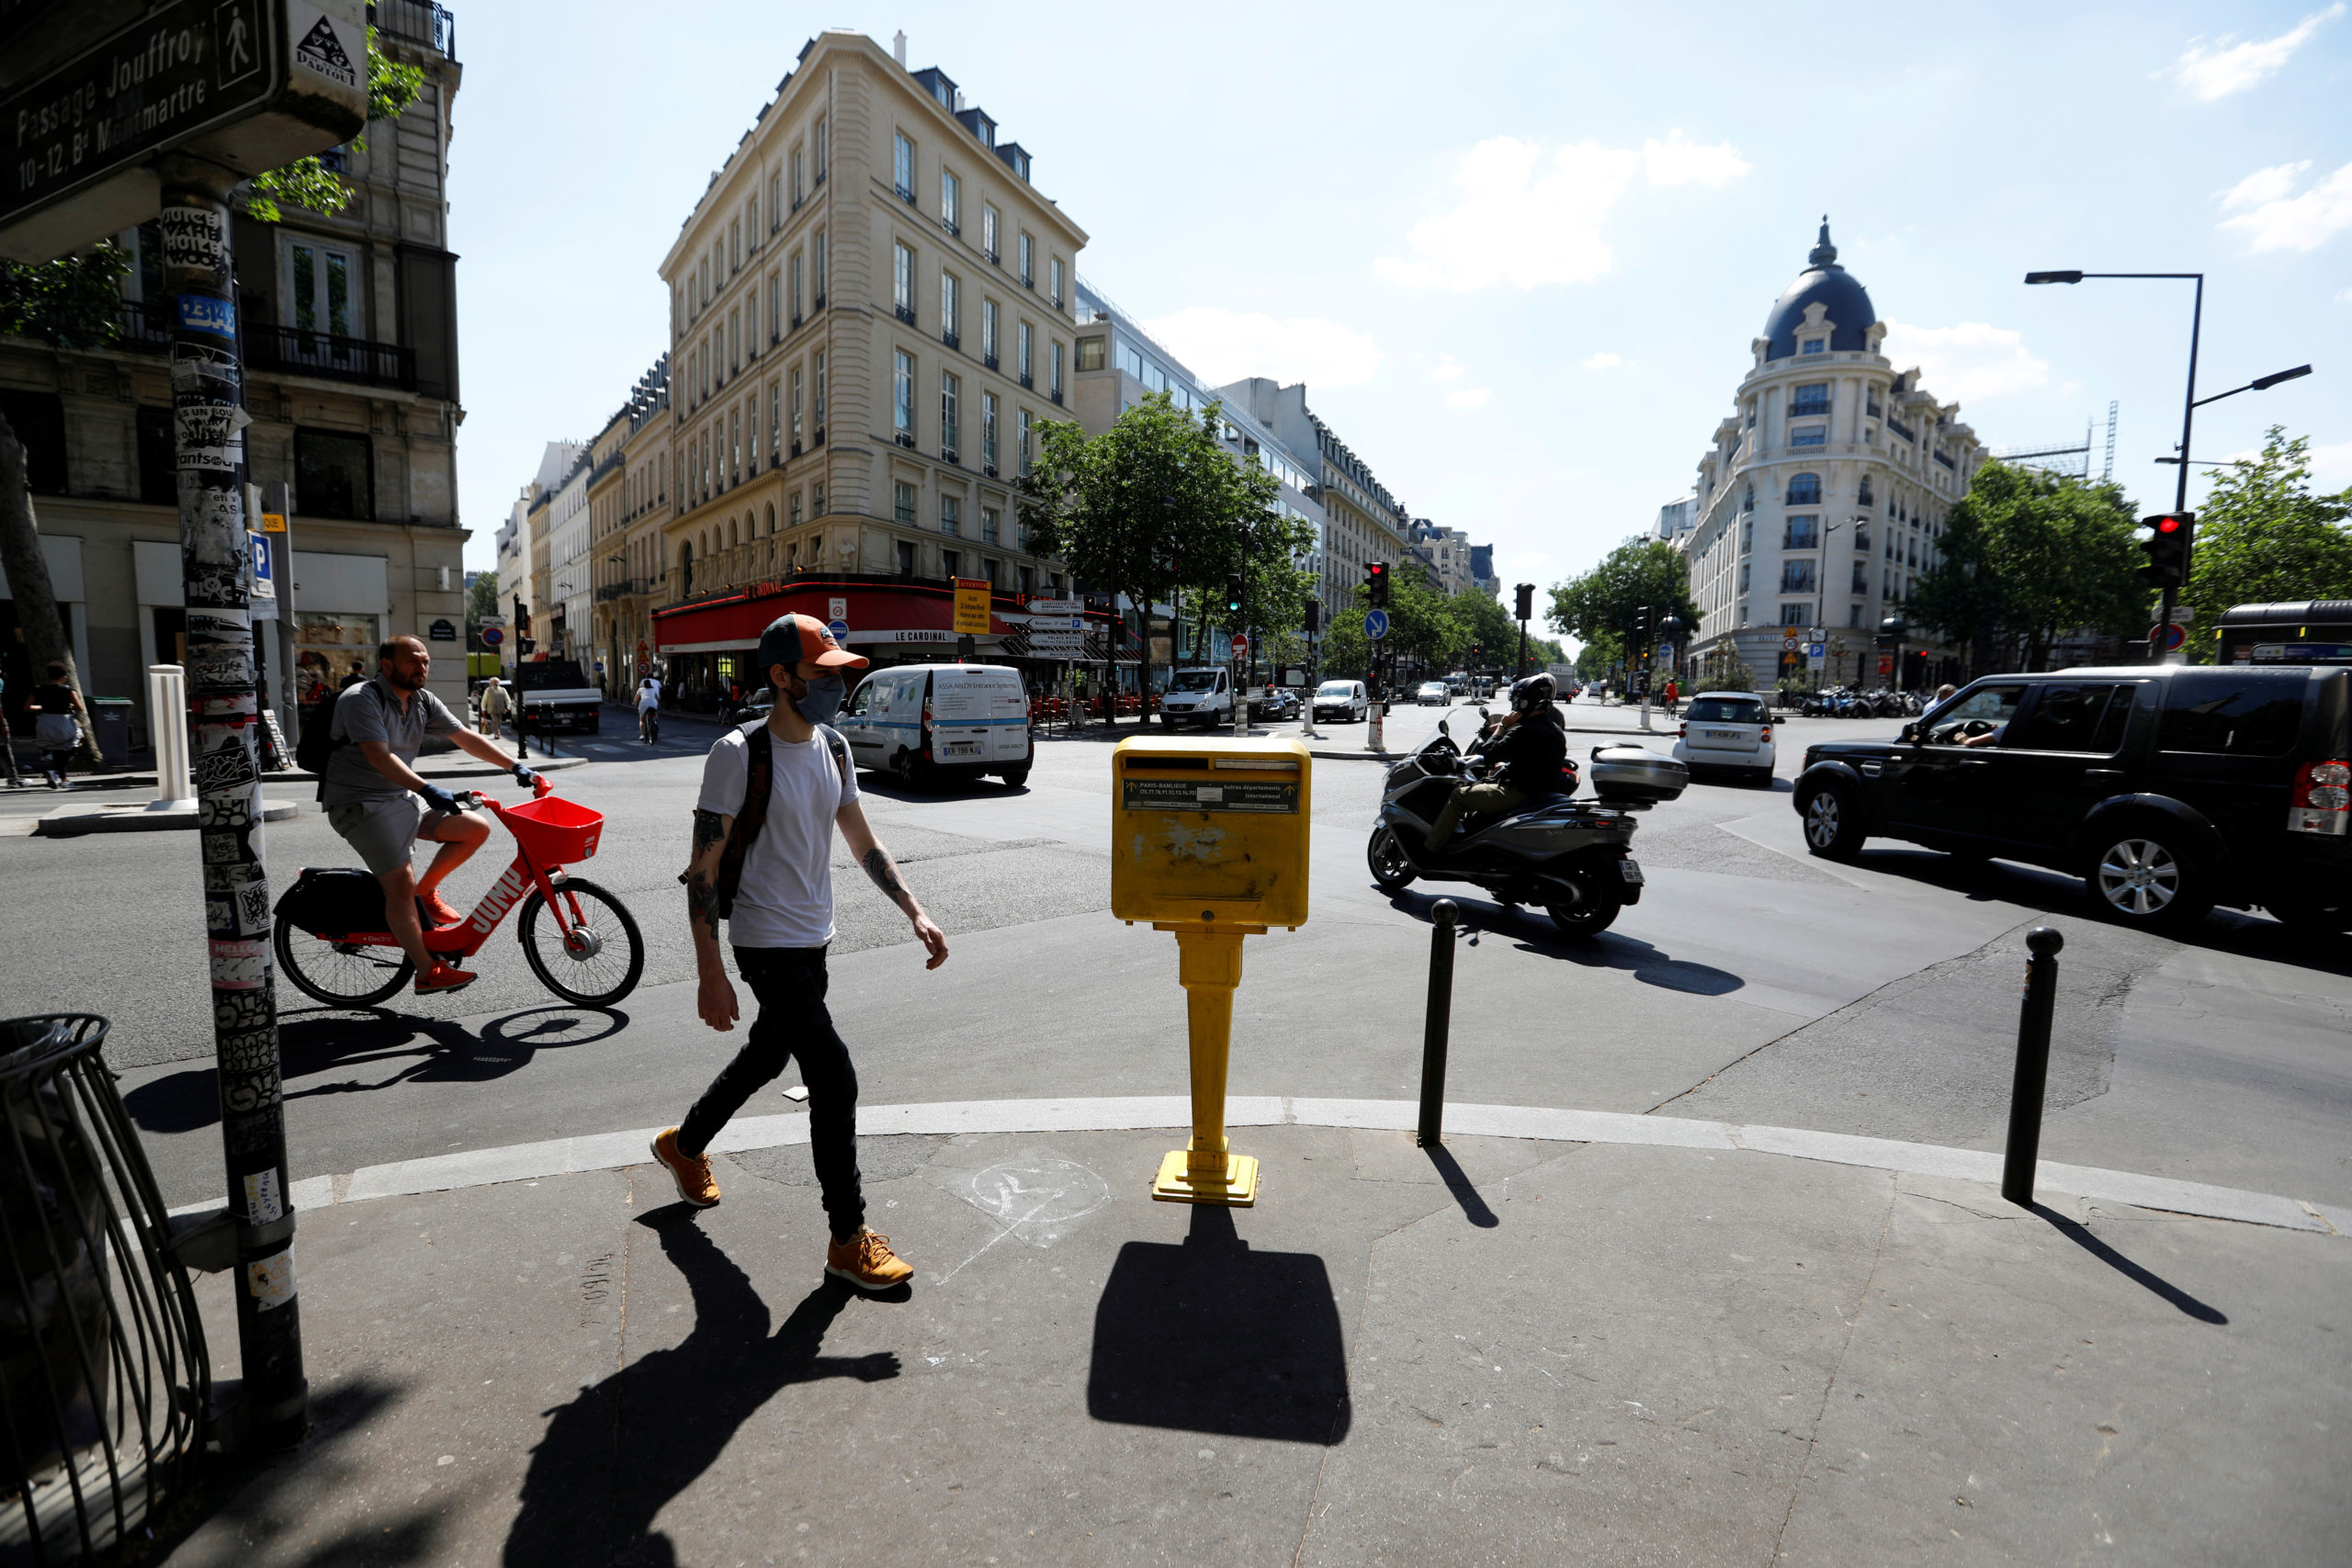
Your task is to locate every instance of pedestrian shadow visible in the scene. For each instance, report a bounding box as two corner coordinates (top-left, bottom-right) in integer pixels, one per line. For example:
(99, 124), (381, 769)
(1384, 890), (1746, 997)
(122, 1006), (627, 1136)
(1087, 1204), (1350, 1444)
(503, 1209), (900, 1568)
(2027, 1203), (2228, 1324)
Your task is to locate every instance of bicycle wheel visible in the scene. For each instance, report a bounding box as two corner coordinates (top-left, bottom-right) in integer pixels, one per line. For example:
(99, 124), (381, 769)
(274, 913), (414, 1007)
(517, 875), (645, 1006)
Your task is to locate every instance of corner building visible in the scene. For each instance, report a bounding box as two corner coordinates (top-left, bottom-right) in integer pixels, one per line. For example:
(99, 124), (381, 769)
(1678, 222), (1985, 690)
(650, 30), (1087, 694)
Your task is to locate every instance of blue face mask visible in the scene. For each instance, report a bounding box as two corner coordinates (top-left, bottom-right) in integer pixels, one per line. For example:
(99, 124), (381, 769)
(793, 671), (845, 726)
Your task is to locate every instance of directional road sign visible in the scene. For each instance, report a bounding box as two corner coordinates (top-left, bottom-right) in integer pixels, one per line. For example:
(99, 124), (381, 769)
(1364, 610), (1389, 641)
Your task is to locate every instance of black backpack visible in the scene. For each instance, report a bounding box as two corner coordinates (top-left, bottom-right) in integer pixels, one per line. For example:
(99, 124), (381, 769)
(295, 697), (342, 775)
(276, 868), (390, 937)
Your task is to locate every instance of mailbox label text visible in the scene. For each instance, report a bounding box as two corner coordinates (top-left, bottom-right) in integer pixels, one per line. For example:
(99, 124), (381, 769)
(1122, 779), (1297, 814)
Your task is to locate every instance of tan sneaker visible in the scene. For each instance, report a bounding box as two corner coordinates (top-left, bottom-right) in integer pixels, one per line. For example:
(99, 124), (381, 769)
(826, 1228), (913, 1292)
(649, 1127), (719, 1208)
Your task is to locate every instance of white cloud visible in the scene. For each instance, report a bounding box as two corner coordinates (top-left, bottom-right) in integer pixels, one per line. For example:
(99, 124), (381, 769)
(2218, 160), (2352, 251)
(2218, 161), (2311, 210)
(2312, 440), (2352, 488)
(1444, 388), (1492, 409)
(1375, 131), (1747, 291)
(1140, 308), (1381, 388)
(1878, 321), (2050, 403)
(2167, 5), (2342, 99)
(1583, 352), (1624, 371)
(1429, 356), (1465, 381)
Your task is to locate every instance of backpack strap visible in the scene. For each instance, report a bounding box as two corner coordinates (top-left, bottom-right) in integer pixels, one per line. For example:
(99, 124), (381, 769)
(817, 723), (851, 788)
(712, 725), (772, 921)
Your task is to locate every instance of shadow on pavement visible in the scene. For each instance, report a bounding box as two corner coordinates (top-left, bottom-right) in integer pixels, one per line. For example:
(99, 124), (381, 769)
(123, 1006), (628, 1136)
(1087, 1204), (1349, 1444)
(2028, 1203), (2229, 1324)
(1423, 1143), (1499, 1227)
(503, 1209), (899, 1568)
(1384, 888), (1746, 997)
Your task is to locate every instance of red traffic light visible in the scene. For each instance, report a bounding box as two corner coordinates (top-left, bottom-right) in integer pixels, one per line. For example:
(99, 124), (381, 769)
(2155, 517), (2183, 534)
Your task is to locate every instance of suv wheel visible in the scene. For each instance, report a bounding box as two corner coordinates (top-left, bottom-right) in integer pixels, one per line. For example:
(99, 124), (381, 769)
(1798, 781), (1865, 861)
(2087, 829), (2211, 931)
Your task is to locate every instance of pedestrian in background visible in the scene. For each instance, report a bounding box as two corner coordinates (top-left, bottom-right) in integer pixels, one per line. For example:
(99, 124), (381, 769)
(478, 675), (510, 738)
(27, 661), (84, 790)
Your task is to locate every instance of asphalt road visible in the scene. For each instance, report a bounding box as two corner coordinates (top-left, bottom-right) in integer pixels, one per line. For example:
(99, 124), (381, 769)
(3, 695), (2346, 1217)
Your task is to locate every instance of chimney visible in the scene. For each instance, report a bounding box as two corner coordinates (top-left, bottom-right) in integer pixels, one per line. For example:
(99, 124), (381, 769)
(892, 29), (907, 65)
(954, 88), (966, 111)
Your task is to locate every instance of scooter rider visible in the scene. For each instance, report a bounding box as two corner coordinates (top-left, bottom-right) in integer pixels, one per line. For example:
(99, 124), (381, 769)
(1424, 673), (1566, 851)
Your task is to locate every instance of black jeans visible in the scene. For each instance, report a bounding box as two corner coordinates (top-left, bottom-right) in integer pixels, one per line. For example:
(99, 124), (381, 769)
(678, 946), (863, 1240)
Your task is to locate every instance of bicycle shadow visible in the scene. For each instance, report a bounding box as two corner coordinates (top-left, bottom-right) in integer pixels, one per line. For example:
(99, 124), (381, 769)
(122, 1004), (627, 1136)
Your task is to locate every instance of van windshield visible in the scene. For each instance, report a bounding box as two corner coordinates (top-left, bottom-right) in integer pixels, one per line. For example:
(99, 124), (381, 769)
(1170, 671), (1221, 692)
(1317, 682), (1354, 696)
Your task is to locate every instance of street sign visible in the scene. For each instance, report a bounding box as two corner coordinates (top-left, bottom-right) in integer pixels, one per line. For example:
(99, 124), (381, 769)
(1805, 642), (1826, 659)
(1364, 609), (1389, 640)
(1025, 598), (1081, 616)
(259, 512), (287, 534)
(428, 618), (457, 642)
(1231, 634), (1250, 658)
(637, 639), (650, 659)
(1878, 655), (1894, 676)
(827, 618), (851, 642)
(1, 0), (368, 265)
(2150, 623), (2188, 653)
(481, 626), (504, 648)
(1781, 636), (1800, 652)
(828, 596), (849, 621)
(953, 577), (991, 636)
(248, 531), (274, 599)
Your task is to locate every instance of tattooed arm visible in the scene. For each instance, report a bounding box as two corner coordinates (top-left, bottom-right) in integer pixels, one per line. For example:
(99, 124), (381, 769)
(835, 798), (950, 970)
(683, 807), (740, 1030)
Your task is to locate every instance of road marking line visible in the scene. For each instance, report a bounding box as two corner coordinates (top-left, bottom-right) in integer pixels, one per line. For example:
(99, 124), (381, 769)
(164, 1096), (2346, 1236)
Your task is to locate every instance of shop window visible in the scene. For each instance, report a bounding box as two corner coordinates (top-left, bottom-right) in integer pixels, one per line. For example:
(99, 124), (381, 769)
(296, 428), (373, 520)
(293, 611), (381, 703)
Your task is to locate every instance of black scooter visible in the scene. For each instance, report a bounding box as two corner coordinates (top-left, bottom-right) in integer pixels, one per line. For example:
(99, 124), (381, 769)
(1364, 710), (1688, 937)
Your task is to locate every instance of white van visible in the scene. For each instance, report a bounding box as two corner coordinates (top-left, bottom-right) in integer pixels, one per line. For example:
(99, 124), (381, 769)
(1159, 667), (1234, 728)
(838, 663), (1032, 787)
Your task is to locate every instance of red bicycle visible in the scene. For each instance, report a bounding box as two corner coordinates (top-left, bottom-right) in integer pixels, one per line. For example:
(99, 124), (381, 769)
(274, 784), (645, 1009)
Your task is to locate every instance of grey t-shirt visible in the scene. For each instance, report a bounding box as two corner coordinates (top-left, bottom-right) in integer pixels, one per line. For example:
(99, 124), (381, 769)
(697, 722), (857, 948)
(322, 675), (463, 806)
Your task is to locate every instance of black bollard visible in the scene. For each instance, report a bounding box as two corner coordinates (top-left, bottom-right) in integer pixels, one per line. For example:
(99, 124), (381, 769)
(2000, 926), (2064, 1206)
(1418, 899), (1458, 1147)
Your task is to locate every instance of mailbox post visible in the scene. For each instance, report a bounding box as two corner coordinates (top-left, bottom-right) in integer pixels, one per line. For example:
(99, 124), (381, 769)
(1112, 735), (1312, 1205)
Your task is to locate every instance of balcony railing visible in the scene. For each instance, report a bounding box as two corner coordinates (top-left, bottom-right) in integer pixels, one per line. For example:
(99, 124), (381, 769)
(246, 323), (417, 390)
(370, 0), (455, 57)
(1789, 400), (1830, 419)
(1934, 449), (1955, 470)
(895, 303), (917, 325)
(1886, 416), (1915, 441)
(942, 330), (959, 351)
(595, 577), (656, 603)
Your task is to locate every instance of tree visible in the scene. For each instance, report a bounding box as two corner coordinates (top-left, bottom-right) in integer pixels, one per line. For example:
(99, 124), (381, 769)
(1548, 539), (1701, 688)
(1905, 463), (2143, 675)
(0, 28), (423, 765)
(2180, 427), (2352, 652)
(1016, 391), (1289, 724)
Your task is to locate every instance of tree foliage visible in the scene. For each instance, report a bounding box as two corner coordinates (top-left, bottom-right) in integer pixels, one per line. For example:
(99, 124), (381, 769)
(1317, 581), (1561, 681)
(1905, 463), (2143, 675)
(2180, 427), (2352, 651)
(1546, 540), (1702, 682)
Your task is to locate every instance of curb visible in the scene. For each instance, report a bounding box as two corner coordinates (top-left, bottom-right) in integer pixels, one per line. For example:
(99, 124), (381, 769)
(35, 797), (304, 837)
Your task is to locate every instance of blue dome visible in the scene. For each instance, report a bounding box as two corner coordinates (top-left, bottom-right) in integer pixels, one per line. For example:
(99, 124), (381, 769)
(1762, 219), (1876, 360)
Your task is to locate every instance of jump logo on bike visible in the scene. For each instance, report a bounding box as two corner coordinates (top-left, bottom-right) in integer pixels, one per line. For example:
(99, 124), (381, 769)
(469, 863), (539, 935)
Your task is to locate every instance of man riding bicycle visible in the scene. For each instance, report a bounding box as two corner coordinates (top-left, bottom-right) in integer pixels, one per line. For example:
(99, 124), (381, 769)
(638, 671), (662, 744)
(322, 635), (538, 995)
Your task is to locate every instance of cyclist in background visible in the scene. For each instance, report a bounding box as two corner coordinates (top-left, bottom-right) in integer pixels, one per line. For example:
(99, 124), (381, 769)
(638, 671), (663, 744)
(322, 635), (539, 995)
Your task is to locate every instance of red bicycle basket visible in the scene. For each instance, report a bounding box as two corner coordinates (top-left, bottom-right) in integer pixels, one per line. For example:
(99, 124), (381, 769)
(503, 795), (603, 864)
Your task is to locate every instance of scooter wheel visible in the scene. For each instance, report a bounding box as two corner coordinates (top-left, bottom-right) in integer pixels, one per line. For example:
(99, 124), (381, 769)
(1366, 825), (1419, 893)
(1545, 864), (1623, 938)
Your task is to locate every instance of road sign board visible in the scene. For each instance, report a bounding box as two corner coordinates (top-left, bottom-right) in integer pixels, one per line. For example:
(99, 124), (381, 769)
(1365, 610), (1389, 640)
(2150, 623), (2188, 653)
(481, 626), (504, 648)
(1231, 634), (1250, 657)
(953, 577), (991, 636)
(1, 0), (367, 265)
(247, 531), (275, 598)
(428, 618), (457, 642)
(828, 596), (849, 621)
(1805, 642), (1826, 659)
(827, 618), (850, 642)
(1024, 598), (1081, 615)
(1781, 636), (1800, 651)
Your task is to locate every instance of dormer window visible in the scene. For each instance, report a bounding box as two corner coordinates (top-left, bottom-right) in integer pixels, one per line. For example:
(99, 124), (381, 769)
(1801, 338), (1826, 355)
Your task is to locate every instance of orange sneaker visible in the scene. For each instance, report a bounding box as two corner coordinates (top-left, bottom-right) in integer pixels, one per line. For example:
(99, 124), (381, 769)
(417, 890), (464, 928)
(650, 1127), (719, 1208)
(413, 961), (477, 995)
(826, 1228), (913, 1292)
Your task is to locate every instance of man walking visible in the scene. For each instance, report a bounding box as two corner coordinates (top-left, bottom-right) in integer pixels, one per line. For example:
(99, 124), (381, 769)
(322, 635), (538, 995)
(650, 614), (948, 1293)
(477, 674), (511, 739)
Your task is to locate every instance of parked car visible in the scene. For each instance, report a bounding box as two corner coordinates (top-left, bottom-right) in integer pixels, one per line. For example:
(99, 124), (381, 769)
(836, 663), (1032, 787)
(1414, 681), (1451, 706)
(1792, 665), (2352, 932)
(1313, 679), (1369, 723)
(1671, 691), (1776, 786)
(1257, 686), (1300, 721)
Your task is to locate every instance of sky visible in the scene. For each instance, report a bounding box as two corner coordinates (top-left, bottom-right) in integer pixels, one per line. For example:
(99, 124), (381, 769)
(446, 1), (2352, 597)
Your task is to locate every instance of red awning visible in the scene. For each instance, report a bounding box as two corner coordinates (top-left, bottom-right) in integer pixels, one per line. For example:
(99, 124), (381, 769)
(651, 580), (1094, 655)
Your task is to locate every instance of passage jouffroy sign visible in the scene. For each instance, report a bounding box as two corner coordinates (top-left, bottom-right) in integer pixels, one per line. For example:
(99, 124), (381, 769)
(0, 0), (368, 263)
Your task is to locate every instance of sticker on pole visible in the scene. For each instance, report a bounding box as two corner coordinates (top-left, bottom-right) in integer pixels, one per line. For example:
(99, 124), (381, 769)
(177, 295), (237, 338)
(246, 1248), (296, 1310)
(1364, 609), (1389, 640)
(288, 2), (362, 91)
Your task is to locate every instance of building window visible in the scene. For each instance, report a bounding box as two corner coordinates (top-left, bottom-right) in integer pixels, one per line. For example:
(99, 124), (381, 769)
(1784, 515), (1818, 549)
(942, 548), (961, 579)
(790, 367), (804, 450)
(894, 243), (914, 321)
(296, 427), (372, 520)
(814, 351), (826, 435)
(769, 378), (780, 460)
(1779, 560), (1817, 593)
(982, 205), (1000, 263)
(1790, 424), (1826, 448)
(1018, 231), (1034, 288)
(1076, 335), (1105, 372)
(941, 169), (959, 231)
(941, 370), (960, 457)
(1049, 341), (1063, 400)
(789, 253), (803, 323)
(1019, 565), (1035, 592)
(981, 505), (1001, 545)
(1858, 475), (1874, 506)
(941, 494), (961, 536)
(894, 481), (917, 525)
(1049, 256), (1064, 310)
(812, 479), (826, 515)
(895, 132), (914, 201)
(1852, 561), (1871, 594)
(1781, 604), (1809, 626)
(940, 271), (959, 344)
(1785, 472), (1821, 505)
(894, 350), (915, 444)
(1018, 408), (1034, 476)
(981, 299), (999, 366)
(813, 228), (826, 302)
(1789, 382), (1829, 417)
(729, 219), (740, 272)
(790, 146), (803, 206)
(814, 116), (827, 181)
(980, 390), (998, 470)
(1737, 561), (1750, 592)
(1017, 321), (1033, 385)
(1801, 338), (1826, 355)
(897, 540), (916, 576)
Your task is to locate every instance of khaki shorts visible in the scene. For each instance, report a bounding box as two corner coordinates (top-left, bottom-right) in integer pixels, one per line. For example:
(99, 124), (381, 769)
(326, 795), (454, 877)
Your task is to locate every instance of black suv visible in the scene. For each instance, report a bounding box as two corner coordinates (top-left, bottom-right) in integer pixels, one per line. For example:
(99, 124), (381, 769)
(1792, 666), (2351, 931)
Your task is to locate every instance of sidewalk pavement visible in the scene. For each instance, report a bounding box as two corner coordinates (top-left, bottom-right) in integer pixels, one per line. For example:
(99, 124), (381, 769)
(161, 1108), (2348, 1566)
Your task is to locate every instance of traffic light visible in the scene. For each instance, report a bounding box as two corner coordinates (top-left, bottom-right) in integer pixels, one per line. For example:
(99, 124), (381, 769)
(514, 595), (531, 637)
(1303, 599), (1320, 634)
(2137, 513), (2195, 589)
(1633, 605), (1651, 646)
(1365, 560), (1390, 608)
(1224, 573), (1244, 616)
(1514, 582), (1534, 621)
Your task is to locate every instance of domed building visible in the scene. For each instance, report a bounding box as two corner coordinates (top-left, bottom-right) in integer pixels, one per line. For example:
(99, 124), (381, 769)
(1675, 220), (1986, 693)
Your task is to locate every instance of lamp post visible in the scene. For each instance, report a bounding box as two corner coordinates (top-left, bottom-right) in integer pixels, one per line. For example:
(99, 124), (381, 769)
(2023, 270), (2314, 660)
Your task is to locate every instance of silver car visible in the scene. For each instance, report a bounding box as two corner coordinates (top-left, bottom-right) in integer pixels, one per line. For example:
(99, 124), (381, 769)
(1670, 691), (1777, 786)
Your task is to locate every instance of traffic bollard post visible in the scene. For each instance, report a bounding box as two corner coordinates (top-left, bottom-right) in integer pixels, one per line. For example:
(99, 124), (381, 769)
(1418, 899), (1458, 1147)
(2000, 926), (2064, 1206)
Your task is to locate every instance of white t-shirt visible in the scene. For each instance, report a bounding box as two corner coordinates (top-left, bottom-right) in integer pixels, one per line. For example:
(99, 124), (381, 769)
(638, 679), (662, 711)
(697, 721), (857, 948)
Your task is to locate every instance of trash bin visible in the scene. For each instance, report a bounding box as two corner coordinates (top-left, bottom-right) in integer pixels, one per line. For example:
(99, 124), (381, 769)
(88, 696), (132, 768)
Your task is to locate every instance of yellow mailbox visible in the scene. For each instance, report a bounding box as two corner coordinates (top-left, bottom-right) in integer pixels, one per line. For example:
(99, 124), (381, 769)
(1112, 735), (1311, 1205)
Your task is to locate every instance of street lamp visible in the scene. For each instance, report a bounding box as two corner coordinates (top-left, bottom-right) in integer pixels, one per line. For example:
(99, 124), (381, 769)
(2022, 270), (2315, 657)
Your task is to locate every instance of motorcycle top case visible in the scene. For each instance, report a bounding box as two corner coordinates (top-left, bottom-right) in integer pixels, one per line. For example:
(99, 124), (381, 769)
(277, 868), (390, 936)
(1587, 745), (1689, 804)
